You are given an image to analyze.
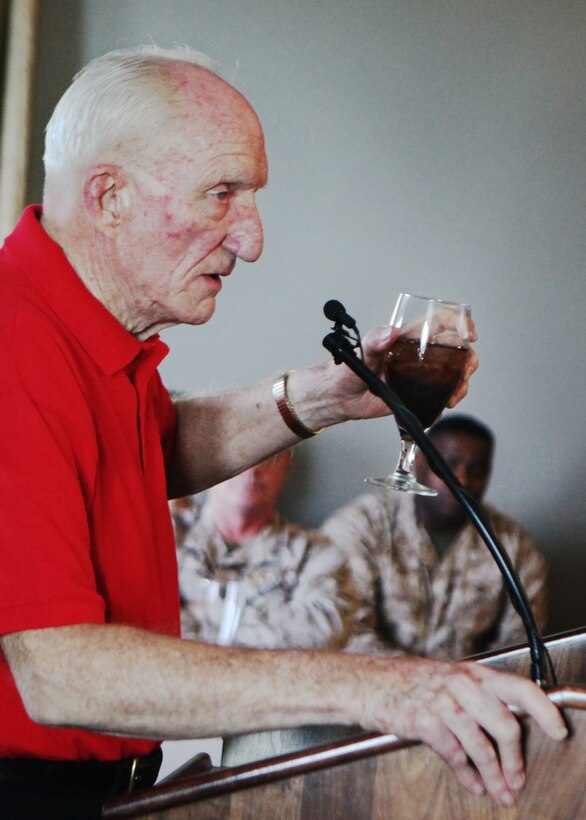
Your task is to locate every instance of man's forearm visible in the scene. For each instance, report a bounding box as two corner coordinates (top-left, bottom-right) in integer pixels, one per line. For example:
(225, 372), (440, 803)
(1, 624), (358, 739)
(168, 324), (406, 498)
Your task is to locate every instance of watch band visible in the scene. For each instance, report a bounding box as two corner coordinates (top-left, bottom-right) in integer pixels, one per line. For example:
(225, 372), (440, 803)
(272, 371), (323, 439)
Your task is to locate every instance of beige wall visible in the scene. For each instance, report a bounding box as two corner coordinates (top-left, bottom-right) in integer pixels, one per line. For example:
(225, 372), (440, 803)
(0, 0), (38, 240)
(27, 0), (586, 634)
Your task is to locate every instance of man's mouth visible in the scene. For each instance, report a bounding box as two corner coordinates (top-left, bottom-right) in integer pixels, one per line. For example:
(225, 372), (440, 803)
(209, 267), (233, 280)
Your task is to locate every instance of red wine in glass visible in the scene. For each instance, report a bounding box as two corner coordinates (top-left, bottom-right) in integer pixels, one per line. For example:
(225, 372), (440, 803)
(386, 337), (468, 430)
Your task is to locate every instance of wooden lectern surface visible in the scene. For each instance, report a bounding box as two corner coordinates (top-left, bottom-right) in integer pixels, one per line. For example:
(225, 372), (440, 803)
(103, 629), (586, 820)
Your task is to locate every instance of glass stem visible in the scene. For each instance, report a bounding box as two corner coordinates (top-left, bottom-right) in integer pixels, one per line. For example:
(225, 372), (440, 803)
(395, 434), (417, 478)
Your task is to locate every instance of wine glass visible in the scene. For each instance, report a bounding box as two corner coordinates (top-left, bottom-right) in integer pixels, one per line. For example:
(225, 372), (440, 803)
(367, 293), (471, 495)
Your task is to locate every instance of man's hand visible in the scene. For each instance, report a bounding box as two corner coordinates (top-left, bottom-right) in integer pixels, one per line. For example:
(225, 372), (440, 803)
(290, 318), (478, 430)
(358, 656), (567, 807)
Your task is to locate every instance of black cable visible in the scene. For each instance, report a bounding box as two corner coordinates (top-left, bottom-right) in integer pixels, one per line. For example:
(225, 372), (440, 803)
(322, 326), (556, 688)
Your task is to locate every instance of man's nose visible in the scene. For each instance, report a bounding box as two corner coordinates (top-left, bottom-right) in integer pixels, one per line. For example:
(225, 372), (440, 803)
(222, 194), (264, 262)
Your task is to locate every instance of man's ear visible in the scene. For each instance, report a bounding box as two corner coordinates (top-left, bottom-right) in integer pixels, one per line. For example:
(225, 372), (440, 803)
(83, 165), (127, 234)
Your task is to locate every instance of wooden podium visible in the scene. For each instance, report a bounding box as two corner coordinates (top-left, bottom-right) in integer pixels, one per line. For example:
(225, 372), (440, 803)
(103, 629), (586, 819)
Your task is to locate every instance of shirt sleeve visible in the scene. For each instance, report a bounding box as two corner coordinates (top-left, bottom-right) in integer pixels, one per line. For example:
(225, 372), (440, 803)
(153, 374), (177, 480)
(484, 519), (548, 652)
(322, 495), (395, 653)
(0, 325), (105, 635)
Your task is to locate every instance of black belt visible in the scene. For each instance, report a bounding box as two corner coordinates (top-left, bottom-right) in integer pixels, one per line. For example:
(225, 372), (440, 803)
(0, 746), (162, 795)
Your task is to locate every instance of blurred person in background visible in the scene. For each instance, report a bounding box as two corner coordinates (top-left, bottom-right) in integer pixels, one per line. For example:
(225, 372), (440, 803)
(171, 448), (355, 648)
(323, 415), (547, 659)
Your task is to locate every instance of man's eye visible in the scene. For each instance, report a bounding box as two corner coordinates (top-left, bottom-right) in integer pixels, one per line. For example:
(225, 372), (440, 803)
(210, 188), (231, 201)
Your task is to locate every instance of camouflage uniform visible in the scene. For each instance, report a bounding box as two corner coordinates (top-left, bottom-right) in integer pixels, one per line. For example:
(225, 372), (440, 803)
(171, 498), (356, 649)
(322, 490), (547, 660)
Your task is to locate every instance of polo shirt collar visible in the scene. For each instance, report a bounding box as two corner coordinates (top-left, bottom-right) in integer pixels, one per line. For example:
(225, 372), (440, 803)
(3, 206), (168, 375)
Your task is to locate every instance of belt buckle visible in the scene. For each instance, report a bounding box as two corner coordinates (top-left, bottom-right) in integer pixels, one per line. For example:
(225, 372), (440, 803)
(127, 757), (140, 794)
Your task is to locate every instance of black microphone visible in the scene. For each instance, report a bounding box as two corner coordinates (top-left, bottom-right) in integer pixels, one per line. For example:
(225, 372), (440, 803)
(323, 299), (357, 329)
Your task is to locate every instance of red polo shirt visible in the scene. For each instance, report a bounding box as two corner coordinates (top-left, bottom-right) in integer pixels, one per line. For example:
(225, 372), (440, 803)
(0, 206), (180, 760)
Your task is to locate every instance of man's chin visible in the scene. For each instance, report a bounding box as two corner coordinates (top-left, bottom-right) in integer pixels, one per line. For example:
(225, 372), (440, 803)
(440, 508), (467, 529)
(181, 298), (217, 326)
(429, 494), (467, 525)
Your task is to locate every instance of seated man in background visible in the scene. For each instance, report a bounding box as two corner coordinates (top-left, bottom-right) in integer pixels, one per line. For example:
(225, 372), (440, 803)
(323, 415), (547, 659)
(171, 448), (355, 649)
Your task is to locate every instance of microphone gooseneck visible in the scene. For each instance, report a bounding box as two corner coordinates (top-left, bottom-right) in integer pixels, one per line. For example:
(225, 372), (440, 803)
(322, 300), (556, 689)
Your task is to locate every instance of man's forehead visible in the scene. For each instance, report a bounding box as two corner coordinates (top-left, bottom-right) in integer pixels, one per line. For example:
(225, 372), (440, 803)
(433, 433), (491, 460)
(172, 63), (256, 124)
(171, 72), (266, 164)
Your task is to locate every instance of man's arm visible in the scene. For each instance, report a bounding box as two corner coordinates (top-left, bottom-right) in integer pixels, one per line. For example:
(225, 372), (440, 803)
(0, 624), (565, 808)
(323, 494), (396, 653)
(168, 326), (478, 497)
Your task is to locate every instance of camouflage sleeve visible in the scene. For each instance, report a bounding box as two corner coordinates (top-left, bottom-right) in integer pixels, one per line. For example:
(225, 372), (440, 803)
(342, 631), (408, 657)
(322, 495), (392, 653)
(485, 520), (548, 652)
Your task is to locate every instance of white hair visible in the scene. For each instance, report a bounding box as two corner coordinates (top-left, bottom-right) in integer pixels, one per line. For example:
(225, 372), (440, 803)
(43, 45), (224, 218)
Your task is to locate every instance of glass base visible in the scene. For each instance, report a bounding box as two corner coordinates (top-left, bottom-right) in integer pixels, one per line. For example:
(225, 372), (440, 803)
(365, 475), (438, 496)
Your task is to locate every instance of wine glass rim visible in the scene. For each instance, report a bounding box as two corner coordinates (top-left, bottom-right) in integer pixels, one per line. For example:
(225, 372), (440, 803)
(399, 293), (471, 310)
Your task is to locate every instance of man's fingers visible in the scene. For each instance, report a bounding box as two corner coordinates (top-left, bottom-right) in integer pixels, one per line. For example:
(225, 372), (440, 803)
(449, 757), (487, 798)
(464, 347), (479, 380)
(438, 687), (520, 806)
(446, 665), (568, 800)
(413, 706), (486, 798)
(362, 325), (395, 357)
(479, 667), (569, 741)
(417, 705), (486, 796)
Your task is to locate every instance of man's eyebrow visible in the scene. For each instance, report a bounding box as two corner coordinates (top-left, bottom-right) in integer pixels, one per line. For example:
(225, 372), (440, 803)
(201, 172), (268, 191)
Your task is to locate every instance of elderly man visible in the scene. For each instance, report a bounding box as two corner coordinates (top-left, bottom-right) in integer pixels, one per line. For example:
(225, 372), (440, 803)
(0, 46), (565, 818)
(172, 449), (355, 648)
(324, 414), (548, 659)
